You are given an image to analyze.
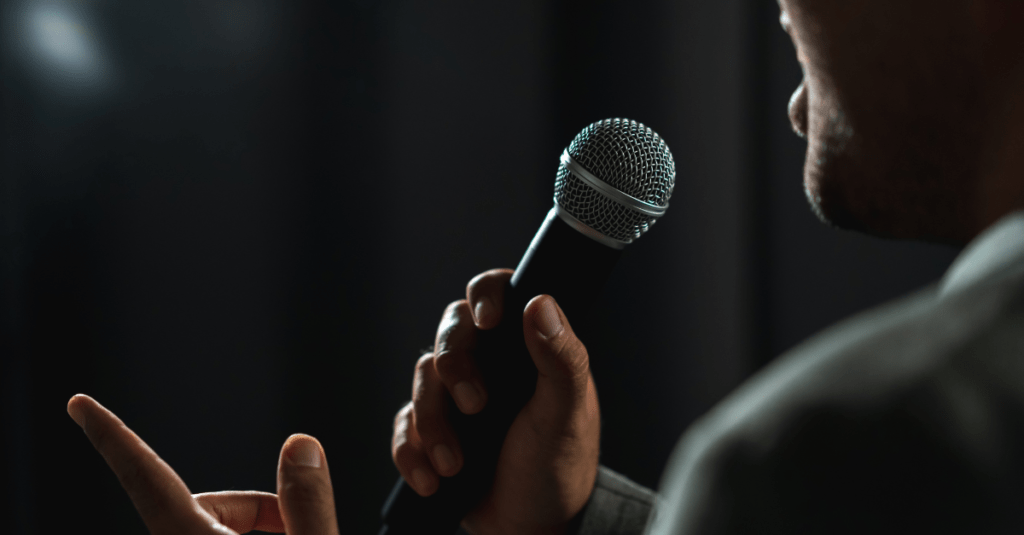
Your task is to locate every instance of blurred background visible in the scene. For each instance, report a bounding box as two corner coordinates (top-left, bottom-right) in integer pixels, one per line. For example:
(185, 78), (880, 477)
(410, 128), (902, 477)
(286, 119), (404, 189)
(0, 0), (959, 533)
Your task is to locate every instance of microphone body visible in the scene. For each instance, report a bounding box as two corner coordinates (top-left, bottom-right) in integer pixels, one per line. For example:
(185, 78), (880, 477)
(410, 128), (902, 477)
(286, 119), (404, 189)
(380, 118), (675, 535)
(380, 207), (621, 535)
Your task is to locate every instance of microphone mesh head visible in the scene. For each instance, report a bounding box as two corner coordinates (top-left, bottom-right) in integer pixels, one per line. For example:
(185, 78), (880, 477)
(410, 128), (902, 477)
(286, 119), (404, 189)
(554, 118), (675, 244)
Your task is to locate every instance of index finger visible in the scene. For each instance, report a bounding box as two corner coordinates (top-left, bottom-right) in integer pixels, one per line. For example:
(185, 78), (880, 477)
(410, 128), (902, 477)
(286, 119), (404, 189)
(67, 394), (212, 534)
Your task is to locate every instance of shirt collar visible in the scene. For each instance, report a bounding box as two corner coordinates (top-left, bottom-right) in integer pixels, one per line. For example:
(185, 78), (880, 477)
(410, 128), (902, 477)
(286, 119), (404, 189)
(940, 210), (1024, 296)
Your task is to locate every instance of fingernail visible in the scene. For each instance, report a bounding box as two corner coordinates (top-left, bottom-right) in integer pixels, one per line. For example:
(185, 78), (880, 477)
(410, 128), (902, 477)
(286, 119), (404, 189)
(453, 381), (482, 413)
(432, 443), (456, 474)
(287, 436), (322, 468)
(474, 296), (494, 326)
(534, 297), (563, 338)
(412, 468), (432, 494)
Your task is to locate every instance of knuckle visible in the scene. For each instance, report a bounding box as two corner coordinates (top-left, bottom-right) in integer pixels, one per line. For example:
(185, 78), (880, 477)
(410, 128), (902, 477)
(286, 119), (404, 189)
(209, 499), (234, 527)
(412, 410), (441, 444)
(466, 273), (488, 296)
(279, 478), (332, 509)
(436, 303), (476, 355)
(392, 406), (412, 448)
(415, 353), (435, 374)
(436, 302), (469, 339)
(393, 437), (420, 468)
(432, 350), (466, 383)
(394, 402), (412, 426)
(413, 356), (437, 400)
(443, 299), (468, 322)
(468, 268), (513, 292)
(413, 365), (440, 405)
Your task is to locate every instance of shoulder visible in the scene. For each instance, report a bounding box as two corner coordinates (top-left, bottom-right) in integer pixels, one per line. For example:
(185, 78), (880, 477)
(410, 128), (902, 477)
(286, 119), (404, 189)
(651, 272), (1024, 534)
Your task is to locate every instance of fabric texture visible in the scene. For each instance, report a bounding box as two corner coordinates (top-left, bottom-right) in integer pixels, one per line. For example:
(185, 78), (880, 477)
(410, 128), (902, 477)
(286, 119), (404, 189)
(567, 466), (657, 535)
(574, 211), (1024, 535)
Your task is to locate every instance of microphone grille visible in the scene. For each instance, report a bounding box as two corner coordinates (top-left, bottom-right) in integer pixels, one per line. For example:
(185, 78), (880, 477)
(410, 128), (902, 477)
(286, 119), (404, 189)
(554, 118), (676, 245)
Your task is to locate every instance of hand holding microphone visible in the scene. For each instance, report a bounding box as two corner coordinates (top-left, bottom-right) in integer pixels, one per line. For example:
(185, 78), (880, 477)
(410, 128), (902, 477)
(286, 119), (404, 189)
(384, 119), (676, 535)
(392, 272), (600, 535)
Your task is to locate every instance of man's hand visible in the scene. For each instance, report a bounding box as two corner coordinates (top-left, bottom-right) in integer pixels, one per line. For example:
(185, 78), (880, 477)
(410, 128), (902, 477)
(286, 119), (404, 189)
(391, 268), (601, 535)
(67, 394), (340, 535)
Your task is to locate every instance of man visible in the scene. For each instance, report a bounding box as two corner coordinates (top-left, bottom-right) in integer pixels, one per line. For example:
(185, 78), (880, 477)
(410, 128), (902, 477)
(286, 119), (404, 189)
(71, 0), (1024, 533)
(390, 0), (1024, 533)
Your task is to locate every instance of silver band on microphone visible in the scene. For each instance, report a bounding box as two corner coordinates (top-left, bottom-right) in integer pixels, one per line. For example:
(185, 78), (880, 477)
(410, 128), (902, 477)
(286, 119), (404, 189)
(560, 150), (668, 218)
(553, 205), (629, 250)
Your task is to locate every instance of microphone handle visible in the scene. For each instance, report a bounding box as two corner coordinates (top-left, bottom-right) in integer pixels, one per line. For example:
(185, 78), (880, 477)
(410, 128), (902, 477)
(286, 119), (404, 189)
(379, 207), (622, 535)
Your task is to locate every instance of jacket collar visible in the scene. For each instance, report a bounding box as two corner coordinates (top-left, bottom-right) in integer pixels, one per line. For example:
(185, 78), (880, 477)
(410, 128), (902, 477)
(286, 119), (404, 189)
(940, 210), (1024, 296)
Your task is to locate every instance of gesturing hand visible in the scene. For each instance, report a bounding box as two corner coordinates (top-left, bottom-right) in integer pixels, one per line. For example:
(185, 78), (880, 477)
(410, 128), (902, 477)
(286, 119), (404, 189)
(391, 269), (601, 535)
(67, 394), (340, 535)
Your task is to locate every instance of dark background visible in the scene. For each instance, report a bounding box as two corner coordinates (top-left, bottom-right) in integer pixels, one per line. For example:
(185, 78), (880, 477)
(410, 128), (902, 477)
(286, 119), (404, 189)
(0, 1), (958, 533)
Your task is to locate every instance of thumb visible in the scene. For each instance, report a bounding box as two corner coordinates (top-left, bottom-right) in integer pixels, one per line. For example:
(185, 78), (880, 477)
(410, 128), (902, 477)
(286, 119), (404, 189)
(277, 434), (340, 535)
(522, 295), (593, 430)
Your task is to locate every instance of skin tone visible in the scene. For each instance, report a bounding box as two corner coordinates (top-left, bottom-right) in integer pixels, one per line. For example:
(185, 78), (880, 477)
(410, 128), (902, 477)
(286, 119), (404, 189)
(394, 1), (1024, 534)
(781, 0), (1024, 244)
(391, 270), (600, 535)
(67, 394), (340, 535)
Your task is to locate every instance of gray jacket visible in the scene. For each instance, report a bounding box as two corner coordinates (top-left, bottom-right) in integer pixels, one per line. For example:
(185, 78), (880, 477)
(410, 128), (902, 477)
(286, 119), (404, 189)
(575, 211), (1024, 535)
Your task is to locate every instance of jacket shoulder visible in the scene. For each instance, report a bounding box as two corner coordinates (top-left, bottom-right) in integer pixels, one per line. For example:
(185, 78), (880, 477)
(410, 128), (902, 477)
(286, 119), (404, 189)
(651, 272), (1024, 534)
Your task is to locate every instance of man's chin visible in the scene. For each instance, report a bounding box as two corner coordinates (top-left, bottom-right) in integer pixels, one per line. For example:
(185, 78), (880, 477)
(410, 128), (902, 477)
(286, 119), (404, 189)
(803, 180), (835, 228)
(804, 174), (970, 245)
(801, 134), (873, 235)
(803, 173), (879, 237)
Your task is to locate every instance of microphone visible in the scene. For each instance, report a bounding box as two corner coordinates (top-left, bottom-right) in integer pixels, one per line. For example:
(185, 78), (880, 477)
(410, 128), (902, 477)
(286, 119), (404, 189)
(379, 118), (676, 535)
